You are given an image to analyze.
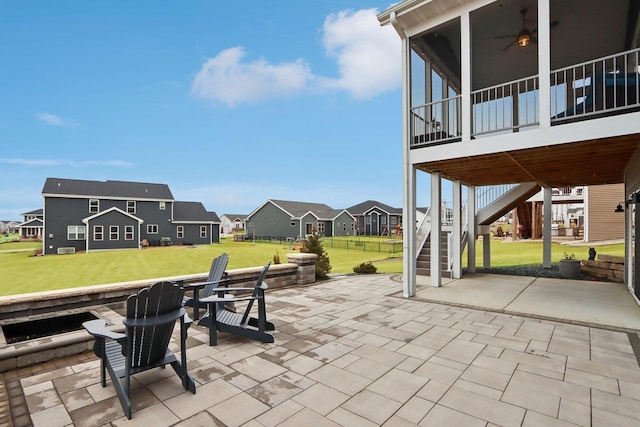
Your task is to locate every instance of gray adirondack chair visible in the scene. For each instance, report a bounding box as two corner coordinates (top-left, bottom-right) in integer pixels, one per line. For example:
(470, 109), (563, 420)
(183, 253), (229, 320)
(201, 261), (275, 346)
(83, 281), (196, 419)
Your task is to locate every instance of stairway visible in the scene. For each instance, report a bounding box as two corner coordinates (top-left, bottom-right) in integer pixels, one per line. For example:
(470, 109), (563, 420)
(417, 232), (452, 278)
(419, 182), (540, 279)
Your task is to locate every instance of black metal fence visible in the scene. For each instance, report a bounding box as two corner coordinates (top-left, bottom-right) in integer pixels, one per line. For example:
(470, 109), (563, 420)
(320, 238), (403, 254)
(241, 236), (403, 254)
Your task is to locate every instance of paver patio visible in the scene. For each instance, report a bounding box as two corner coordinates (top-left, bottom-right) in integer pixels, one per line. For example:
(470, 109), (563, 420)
(2, 274), (640, 426)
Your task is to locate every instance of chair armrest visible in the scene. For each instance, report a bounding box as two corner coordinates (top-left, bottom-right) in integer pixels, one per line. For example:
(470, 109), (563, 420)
(83, 319), (125, 341)
(189, 278), (230, 289)
(201, 295), (260, 304)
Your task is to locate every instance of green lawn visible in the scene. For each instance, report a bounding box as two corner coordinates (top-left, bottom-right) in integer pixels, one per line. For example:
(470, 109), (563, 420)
(0, 239), (402, 296)
(0, 236), (625, 297)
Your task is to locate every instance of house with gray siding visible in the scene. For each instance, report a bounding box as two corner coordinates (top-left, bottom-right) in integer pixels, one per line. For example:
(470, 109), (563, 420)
(41, 178), (220, 254)
(18, 209), (44, 238)
(347, 200), (403, 236)
(246, 199), (355, 240)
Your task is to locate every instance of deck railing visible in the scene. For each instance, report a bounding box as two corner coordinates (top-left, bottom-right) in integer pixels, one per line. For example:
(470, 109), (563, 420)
(409, 48), (640, 146)
(551, 47), (640, 122)
(471, 75), (539, 137)
(410, 95), (462, 147)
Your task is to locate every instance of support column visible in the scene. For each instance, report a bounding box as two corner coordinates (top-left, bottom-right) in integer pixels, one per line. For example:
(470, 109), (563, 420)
(538, 0), (551, 127)
(543, 187), (552, 267)
(431, 172), (442, 287)
(512, 207), (519, 241)
(467, 185), (476, 273)
(483, 234), (491, 268)
(397, 29), (416, 297)
(452, 180), (462, 279)
(461, 11), (471, 140)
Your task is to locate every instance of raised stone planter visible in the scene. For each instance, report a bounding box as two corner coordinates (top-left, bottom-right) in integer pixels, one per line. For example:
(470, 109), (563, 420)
(581, 254), (624, 282)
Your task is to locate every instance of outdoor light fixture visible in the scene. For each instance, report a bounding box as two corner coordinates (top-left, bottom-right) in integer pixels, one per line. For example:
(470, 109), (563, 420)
(517, 32), (531, 47)
(614, 192), (640, 212)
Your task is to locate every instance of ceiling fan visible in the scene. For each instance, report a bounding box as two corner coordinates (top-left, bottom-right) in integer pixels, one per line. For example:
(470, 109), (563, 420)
(494, 8), (559, 51)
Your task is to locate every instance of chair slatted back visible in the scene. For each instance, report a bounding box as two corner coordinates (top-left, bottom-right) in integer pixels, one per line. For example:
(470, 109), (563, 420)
(203, 253), (229, 298)
(240, 262), (271, 325)
(126, 282), (184, 368)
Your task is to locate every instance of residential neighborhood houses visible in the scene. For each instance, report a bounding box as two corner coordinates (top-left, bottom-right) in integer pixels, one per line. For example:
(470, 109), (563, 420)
(8, 176), (626, 257)
(9, 178), (410, 255)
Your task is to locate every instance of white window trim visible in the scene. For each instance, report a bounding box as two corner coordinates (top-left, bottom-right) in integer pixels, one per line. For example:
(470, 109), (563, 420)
(159, 201), (166, 210)
(126, 201), (136, 214)
(177, 226), (184, 239)
(67, 225), (86, 240)
(200, 226), (207, 238)
(89, 199), (99, 213)
(94, 225), (104, 241)
(124, 225), (134, 241)
(110, 226), (119, 241)
(147, 224), (158, 234)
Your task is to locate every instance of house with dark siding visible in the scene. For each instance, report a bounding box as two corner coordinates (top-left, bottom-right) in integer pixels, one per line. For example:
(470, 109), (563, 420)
(246, 199), (355, 239)
(347, 200), (403, 236)
(41, 178), (220, 254)
(18, 209), (44, 238)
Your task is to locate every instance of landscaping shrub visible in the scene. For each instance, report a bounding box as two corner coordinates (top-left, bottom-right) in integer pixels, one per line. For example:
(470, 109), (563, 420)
(353, 261), (377, 274)
(300, 232), (331, 280)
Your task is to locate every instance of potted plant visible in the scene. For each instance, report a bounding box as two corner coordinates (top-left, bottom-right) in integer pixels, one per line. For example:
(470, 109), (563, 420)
(559, 252), (581, 279)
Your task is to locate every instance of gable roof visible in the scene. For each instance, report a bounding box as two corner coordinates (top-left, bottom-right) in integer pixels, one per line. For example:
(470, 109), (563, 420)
(221, 214), (248, 220)
(173, 201), (218, 223)
(18, 218), (43, 227)
(21, 208), (43, 216)
(42, 178), (174, 201)
(82, 207), (144, 224)
(268, 199), (345, 220)
(347, 200), (402, 215)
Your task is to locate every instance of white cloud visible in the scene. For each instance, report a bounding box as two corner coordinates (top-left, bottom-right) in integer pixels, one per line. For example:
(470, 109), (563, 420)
(190, 47), (314, 107)
(35, 112), (80, 128)
(320, 8), (400, 99)
(0, 158), (133, 168)
(190, 8), (400, 107)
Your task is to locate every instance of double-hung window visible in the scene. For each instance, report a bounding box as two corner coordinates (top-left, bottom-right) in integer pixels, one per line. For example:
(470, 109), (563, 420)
(177, 226), (184, 238)
(126, 201), (136, 214)
(89, 199), (99, 213)
(124, 226), (134, 240)
(94, 225), (104, 241)
(110, 226), (119, 240)
(200, 226), (207, 238)
(67, 225), (85, 240)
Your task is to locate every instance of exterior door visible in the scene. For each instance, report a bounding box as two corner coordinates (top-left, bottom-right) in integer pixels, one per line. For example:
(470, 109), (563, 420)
(305, 222), (314, 235)
(372, 212), (379, 235)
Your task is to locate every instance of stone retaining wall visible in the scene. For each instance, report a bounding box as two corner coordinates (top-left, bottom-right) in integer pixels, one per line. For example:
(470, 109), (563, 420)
(581, 254), (624, 283)
(0, 253), (317, 372)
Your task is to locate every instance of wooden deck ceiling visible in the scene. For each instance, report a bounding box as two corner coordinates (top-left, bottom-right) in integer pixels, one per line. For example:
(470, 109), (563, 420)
(416, 134), (640, 188)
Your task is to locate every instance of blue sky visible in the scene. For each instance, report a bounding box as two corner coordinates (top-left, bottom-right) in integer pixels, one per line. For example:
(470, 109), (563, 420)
(0, 1), (434, 220)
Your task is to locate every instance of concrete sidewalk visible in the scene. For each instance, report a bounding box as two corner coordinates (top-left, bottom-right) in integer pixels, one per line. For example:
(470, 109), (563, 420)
(3, 274), (640, 426)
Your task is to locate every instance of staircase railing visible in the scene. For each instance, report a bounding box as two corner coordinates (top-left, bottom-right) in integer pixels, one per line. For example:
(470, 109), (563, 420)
(476, 184), (516, 210)
(415, 209), (431, 259)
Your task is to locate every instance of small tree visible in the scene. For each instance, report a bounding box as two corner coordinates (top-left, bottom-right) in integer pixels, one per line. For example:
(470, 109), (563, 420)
(300, 231), (331, 280)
